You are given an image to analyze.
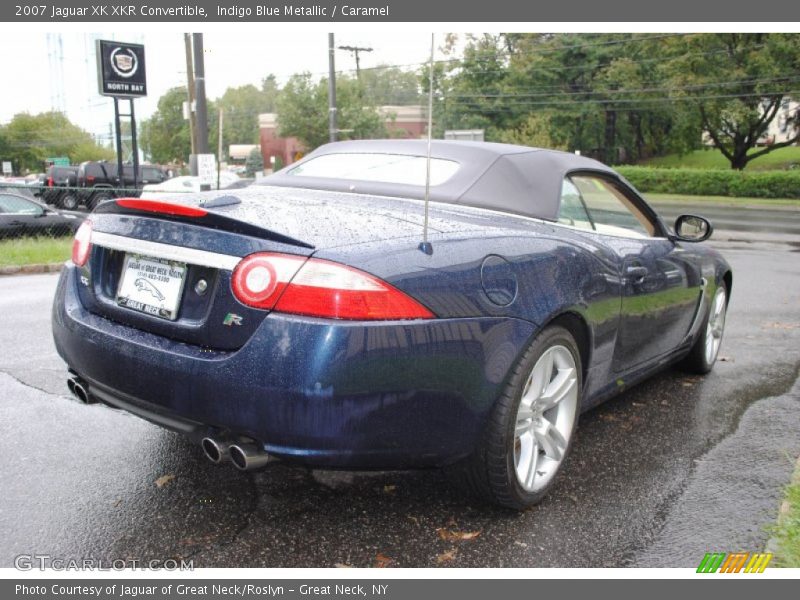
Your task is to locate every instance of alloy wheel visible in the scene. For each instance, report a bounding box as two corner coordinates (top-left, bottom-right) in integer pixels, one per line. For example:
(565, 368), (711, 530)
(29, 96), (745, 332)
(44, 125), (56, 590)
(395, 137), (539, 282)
(513, 345), (578, 493)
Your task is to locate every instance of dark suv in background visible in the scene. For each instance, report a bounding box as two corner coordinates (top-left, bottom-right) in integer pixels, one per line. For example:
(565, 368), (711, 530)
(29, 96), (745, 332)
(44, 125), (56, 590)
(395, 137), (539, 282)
(76, 162), (168, 209)
(40, 165), (80, 209)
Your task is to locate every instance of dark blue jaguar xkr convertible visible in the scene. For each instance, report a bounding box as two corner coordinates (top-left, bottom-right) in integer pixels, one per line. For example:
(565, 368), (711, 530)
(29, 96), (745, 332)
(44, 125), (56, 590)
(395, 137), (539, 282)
(52, 140), (731, 509)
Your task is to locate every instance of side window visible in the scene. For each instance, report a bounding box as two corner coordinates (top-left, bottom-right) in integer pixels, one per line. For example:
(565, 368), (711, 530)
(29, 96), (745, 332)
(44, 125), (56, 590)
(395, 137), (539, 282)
(558, 179), (594, 231)
(569, 175), (655, 238)
(0, 194), (41, 215)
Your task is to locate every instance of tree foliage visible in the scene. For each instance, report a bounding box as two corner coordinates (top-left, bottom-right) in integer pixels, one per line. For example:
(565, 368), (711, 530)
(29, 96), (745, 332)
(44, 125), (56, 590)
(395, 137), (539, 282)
(661, 33), (800, 169)
(216, 79), (280, 147)
(438, 33), (800, 169)
(140, 86), (220, 164)
(359, 65), (420, 105)
(245, 146), (264, 177)
(139, 87), (192, 164)
(0, 111), (112, 173)
(275, 73), (386, 150)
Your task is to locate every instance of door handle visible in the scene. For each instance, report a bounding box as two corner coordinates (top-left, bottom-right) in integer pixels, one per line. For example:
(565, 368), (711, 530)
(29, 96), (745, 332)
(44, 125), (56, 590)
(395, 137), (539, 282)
(625, 265), (649, 282)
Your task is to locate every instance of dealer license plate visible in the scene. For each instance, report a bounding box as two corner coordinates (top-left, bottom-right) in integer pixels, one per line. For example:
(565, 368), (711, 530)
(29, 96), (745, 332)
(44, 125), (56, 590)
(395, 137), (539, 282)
(116, 254), (187, 321)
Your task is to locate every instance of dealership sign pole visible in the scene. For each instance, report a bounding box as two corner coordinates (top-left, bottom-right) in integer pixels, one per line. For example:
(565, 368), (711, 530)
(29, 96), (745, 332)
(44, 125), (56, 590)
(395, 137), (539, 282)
(96, 40), (147, 195)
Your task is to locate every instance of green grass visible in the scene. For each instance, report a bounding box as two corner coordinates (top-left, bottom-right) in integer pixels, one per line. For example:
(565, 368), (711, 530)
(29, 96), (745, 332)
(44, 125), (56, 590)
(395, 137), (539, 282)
(772, 478), (800, 567)
(0, 237), (72, 267)
(638, 147), (800, 171)
(645, 193), (800, 208)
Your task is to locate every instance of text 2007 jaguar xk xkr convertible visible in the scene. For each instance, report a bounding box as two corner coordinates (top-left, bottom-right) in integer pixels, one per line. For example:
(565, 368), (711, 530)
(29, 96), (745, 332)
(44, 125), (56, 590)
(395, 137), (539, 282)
(52, 140), (730, 509)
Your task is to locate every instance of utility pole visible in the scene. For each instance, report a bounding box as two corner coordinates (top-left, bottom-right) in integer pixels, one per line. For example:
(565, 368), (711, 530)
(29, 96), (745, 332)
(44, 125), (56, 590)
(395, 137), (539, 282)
(193, 33), (209, 155)
(184, 33), (197, 156)
(328, 33), (337, 143)
(337, 44), (373, 81)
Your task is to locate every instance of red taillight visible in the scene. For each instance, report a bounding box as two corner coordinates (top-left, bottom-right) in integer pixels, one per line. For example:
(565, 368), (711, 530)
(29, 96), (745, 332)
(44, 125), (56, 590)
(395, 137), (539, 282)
(116, 198), (208, 218)
(231, 253), (435, 320)
(72, 221), (92, 267)
(231, 253), (305, 310)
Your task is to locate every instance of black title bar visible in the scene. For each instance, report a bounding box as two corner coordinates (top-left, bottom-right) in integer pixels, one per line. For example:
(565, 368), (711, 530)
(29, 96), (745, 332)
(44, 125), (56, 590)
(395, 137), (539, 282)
(3, 0), (800, 22)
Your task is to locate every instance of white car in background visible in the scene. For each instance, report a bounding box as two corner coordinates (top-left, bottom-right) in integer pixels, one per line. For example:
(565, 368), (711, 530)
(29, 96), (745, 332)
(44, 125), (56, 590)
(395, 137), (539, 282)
(142, 172), (244, 195)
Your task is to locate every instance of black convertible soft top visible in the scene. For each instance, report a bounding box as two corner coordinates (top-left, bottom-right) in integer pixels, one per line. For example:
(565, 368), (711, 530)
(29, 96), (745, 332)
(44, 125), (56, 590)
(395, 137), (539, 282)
(261, 139), (618, 221)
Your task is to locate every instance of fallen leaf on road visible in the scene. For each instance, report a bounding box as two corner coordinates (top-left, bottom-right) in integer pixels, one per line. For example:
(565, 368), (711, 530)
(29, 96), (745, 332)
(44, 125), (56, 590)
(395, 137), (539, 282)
(155, 474), (175, 488)
(718, 356), (734, 362)
(436, 528), (481, 541)
(437, 549), (458, 563)
(374, 553), (393, 568)
(383, 484), (397, 494)
(763, 321), (800, 330)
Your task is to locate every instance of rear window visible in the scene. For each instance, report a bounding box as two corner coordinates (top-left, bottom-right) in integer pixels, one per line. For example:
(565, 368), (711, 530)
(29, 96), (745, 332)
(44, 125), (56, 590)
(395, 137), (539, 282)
(287, 153), (460, 186)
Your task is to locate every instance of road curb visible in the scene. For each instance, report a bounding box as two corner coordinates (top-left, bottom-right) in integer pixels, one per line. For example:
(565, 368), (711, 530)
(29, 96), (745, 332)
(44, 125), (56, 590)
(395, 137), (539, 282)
(0, 263), (65, 276)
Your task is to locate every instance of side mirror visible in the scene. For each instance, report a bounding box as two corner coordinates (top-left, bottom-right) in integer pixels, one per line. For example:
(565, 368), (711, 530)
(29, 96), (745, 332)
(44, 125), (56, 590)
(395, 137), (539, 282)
(673, 214), (713, 242)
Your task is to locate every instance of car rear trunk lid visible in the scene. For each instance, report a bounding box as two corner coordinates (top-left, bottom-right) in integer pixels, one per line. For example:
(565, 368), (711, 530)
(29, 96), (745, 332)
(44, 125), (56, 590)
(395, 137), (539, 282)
(78, 203), (317, 351)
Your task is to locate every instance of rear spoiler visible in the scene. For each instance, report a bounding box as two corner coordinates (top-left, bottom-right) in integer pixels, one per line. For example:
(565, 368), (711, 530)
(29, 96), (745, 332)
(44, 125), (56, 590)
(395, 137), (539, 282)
(94, 198), (315, 250)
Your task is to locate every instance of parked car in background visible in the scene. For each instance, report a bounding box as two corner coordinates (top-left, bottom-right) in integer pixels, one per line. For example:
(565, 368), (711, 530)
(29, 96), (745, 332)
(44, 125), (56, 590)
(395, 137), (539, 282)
(141, 172), (245, 195)
(76, 162), (168, 210)
(52, 140), (731, 509)
(40, 165), (80, 209)
(0, 192), (81, 239)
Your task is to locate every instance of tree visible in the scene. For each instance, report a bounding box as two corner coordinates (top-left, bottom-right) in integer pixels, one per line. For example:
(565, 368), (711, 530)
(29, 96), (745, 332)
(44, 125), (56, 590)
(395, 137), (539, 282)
(662, 33), (800, 169)
(245, 147), (264, 177)
(139, 87), (191, 164)
(261, 74), (280, 110)
(140, 87), (219, 165)
(359, 65), (420, 105)
(217, 83), (275, 147)
(276, 73), (386, 150)
(0, 111), (112, 172)
(444, 33), (684, 163)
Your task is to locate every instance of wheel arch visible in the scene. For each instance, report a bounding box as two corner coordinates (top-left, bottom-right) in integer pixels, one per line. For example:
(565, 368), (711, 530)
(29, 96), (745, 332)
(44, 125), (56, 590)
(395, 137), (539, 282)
(722, 270), (732, 301)
(541, 311), (592, 386)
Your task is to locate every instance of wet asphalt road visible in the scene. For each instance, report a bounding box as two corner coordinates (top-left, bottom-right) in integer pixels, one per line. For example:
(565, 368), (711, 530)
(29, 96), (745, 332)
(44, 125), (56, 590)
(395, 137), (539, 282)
(0, 204), (798, 568)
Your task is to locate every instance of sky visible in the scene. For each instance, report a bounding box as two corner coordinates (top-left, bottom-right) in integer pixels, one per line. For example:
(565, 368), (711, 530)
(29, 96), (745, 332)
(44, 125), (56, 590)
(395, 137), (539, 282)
(0, 29), (442, 143)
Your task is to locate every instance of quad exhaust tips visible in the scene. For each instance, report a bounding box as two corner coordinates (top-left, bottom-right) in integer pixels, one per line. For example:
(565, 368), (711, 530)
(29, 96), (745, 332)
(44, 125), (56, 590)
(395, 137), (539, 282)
(201, 436), (233, 464)
(229, 442), (271, 471)
(202, 436), (271, 471)
(67, 375), (96, 404)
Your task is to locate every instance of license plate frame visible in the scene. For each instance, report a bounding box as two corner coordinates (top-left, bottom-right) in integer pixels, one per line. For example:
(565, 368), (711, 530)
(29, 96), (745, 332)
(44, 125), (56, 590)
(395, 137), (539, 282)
(116, 253), (188, 321)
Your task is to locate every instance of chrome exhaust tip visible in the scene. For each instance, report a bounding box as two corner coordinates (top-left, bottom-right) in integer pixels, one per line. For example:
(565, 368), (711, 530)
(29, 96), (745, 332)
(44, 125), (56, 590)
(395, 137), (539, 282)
(229, 442), (271, 471)
(67, 376), (95, 404)
(201, 436), (232, 464)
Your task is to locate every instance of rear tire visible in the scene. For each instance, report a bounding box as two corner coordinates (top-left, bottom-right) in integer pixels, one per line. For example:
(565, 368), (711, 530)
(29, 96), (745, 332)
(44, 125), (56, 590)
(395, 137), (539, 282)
(59, 192), (79, 211)
(88, 191), (113, 211)
(450, 325), (582, 510)
(681, 283), (728, 374)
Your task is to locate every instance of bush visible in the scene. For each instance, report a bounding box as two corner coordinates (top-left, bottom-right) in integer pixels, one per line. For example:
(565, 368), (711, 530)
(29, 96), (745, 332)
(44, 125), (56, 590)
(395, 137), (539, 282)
(245, 147), (265, 177)
(615, 166), (800, 199)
